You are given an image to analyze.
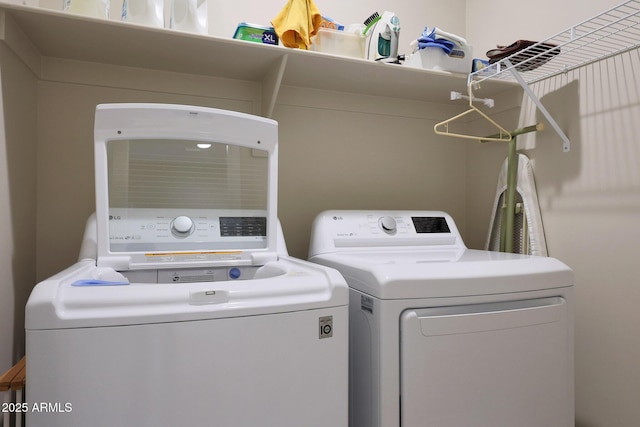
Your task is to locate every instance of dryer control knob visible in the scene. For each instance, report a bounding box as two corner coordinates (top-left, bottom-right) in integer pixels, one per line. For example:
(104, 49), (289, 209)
(379, 216), (397, 234)
(171, 215), (194, 236)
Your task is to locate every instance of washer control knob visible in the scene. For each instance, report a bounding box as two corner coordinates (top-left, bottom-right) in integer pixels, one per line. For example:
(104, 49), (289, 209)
(379, 216), (397, 234)
(171, 215), (194, 236)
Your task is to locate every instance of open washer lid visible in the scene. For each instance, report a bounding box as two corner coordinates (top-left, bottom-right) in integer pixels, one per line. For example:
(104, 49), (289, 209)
(93, 104), (279, 271)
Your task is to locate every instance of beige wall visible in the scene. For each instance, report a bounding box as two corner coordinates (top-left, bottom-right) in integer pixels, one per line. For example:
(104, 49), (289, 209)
(0, 42), (38, 373)
(466, 1), (640, 426)
(32, 68), (469, 275)
(273, 86), (468, 257)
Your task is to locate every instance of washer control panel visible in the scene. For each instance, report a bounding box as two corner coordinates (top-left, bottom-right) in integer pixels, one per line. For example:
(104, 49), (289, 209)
(108, 208), (267, 252)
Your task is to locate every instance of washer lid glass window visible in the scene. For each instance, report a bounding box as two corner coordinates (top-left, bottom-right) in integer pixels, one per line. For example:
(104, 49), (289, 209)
(93, 104), (279, 270)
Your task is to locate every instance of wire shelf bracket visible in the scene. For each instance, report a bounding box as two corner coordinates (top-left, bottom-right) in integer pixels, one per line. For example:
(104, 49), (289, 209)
(467, 0), (640, 153)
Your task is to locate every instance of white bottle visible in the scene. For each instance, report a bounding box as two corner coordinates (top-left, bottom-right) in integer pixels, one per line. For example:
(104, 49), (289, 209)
(121, 0), (164, 28)
(170, 0), (208, 34)
(63, 0), (109, 19)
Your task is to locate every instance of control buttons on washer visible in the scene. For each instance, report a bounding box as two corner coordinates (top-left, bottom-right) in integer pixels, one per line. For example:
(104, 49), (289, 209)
(379, 216), (397, 234)
(171, 215), (195, 237)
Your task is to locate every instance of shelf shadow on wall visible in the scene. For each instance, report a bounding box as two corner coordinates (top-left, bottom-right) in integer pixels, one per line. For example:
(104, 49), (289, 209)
(529, 49), (640, 214)
(527, 78), (582, 207)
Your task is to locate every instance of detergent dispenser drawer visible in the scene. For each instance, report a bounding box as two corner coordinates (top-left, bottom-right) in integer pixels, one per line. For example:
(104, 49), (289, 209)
(400, 297), (571, 427)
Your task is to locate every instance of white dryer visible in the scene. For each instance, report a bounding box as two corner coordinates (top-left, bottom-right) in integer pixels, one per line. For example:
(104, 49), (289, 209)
(308, 210), (574, 427)
(25, 104), (348, 427)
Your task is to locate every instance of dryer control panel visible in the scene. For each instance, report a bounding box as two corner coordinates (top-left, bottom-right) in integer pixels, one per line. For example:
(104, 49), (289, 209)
(308, 210), (466, 256)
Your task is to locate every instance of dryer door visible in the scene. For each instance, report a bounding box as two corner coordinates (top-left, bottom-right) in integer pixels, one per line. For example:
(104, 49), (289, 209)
(400, 297), (571, 427)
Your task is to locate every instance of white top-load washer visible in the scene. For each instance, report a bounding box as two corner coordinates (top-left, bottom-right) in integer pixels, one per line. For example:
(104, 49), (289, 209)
(308, 210), (574, 427)
(25, 104), (348, 427)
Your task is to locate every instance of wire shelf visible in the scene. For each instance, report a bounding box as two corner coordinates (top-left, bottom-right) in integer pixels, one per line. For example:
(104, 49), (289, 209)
(470, 0), (640, 86)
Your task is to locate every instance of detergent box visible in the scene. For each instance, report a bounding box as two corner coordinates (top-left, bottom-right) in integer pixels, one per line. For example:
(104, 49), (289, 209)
(233, 23), (279, 45)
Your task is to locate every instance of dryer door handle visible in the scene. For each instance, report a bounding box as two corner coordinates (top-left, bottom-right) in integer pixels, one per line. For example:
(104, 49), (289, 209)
(403, 297), (566, 337)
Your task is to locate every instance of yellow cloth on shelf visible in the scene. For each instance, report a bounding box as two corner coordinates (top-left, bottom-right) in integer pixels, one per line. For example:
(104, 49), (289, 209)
(271, 0), (322, 50)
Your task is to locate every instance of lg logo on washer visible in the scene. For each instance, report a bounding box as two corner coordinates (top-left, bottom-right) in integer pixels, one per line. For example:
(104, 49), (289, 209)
(319, 316), (333, 339)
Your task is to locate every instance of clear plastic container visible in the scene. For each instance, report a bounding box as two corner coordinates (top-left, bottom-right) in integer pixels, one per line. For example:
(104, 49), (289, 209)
(170, 0), (208, 34)
(311, 28), (365, 59)
(62, 0), (109, 19)
(121, 0), (164, 28)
